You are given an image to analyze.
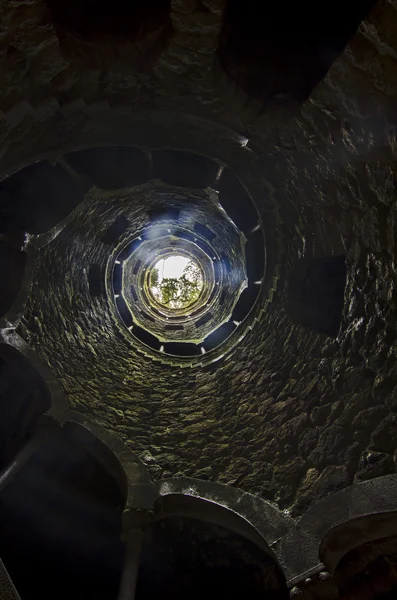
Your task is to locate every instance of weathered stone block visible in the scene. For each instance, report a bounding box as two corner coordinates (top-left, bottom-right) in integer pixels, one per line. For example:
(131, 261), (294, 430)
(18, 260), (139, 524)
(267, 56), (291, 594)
(355, 450), (396, 481)
(369, 413), (397, 454)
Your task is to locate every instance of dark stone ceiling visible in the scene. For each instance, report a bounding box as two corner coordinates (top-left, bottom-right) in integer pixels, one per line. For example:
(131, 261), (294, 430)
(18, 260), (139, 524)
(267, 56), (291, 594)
(1, 0), (397, 597)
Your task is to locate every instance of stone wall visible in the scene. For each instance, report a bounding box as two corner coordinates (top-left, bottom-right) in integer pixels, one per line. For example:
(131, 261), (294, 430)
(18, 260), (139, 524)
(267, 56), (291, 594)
(0, 0), (396, 518)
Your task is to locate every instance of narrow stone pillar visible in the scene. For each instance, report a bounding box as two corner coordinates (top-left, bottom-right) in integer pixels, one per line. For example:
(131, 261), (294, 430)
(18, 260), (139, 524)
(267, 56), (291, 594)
(0, 558), (22, 600)
(117, 508), (154, 600)
(118, 531), (145, 600)
(0, 416), (59, 495)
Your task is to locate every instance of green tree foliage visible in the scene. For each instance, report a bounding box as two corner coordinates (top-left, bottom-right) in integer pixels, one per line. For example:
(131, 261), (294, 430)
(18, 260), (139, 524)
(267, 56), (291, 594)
(183, 262), (201, 285)
(149, 268), (159, 288)
(159, 277), (181, 306)
(151, 261), (202, 308)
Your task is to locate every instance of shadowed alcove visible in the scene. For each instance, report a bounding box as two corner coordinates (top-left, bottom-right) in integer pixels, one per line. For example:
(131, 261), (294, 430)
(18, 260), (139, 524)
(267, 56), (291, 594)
(137, 516), (289, 600)
(0, 426), (125, 600)
(0, 0), (397, 597)
(0, 345), (51, 471)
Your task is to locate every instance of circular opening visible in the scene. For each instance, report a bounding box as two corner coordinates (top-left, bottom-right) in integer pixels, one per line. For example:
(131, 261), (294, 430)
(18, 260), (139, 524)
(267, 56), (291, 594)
(148, 255), (203, 310)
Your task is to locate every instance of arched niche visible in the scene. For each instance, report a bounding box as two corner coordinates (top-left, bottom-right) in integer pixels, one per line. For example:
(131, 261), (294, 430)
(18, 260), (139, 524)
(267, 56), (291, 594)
(320, 511), (397, 577)
(329, 516), (397, 599)
(64, 421), (129, 505)
(45, 0), (172, 69)
(154, 493), (273, 558)
(0, 160), (84, 235)
(0, 424), (126, 600)
(65, 146), (151, 190)
(0, 344), (51, 470)
(218, 0), (377, 103)
(0, 236), (27, 322)
(278, 475), (397, 585)
(154, 477), (292, 553)
(286, 255), (346, 336)
(45, 0), (171, 41)
(138, 493), (289, 600)
(66, 414), (153, 509)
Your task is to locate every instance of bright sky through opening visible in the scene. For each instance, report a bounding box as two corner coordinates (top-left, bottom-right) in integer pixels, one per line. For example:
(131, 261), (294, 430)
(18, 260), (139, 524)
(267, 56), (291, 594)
(155, 255), (189, 282)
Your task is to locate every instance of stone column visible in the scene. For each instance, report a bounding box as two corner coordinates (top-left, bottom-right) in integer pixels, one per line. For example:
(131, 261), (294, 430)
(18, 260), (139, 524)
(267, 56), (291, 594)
(117, 508), (154, 600)
(0, 558), (22, 600)
(0, 416), (59, 495)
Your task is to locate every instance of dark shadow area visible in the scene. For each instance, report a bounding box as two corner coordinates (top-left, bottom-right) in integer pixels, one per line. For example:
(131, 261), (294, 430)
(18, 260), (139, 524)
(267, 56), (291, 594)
(140, 311), (156, 323)
(66, 147), (150, 190)
(133, 260), (142, 275)
(334, 533), (397, 599)
(0, 239), (27, 318)
(88, 263), (103, 297)
(231, 286), (260, 322)
(164, 324), (184, 331)
(203, 322), (236, 352)
(0, 427), (124, 600)
(220, 254), (232, 274)
(47, 0), (172, 69)
(133, 326), (160, 350)
(174, 230), (195, 243)
(115, 295), (133, 328)
(64, 423), (128, 504)
(163, 342), (201, 356)
(46, 0), (171, 41)
(137, 516), (288, 600)
(0, 346), (51, 471)
(219, 0), (377, 103)
(0, 162), (84, 234)
(195, 312), (213, 328)
(246, 230), (265, 281)
(213, 259), (221, 281)
(152, 150), (219, 189)
(101, 215), (130, 245)
(194, 222), (216, 242)
(192, 238), (211, 255)
(118, 238), (143, 262)
(287, 255), (346, 336)
(112, 263), (122, 295)
(215, 168), (259, 232)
